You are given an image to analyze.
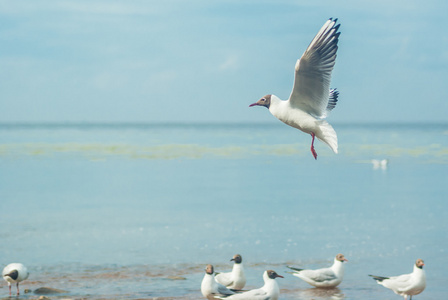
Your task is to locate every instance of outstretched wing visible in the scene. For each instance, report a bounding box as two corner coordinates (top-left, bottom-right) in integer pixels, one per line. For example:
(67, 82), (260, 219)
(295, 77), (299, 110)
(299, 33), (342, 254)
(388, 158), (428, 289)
(289, 18), (340, 118)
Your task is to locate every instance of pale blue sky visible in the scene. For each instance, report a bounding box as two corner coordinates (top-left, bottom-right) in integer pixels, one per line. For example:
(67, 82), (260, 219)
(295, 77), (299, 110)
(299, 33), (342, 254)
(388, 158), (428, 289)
(0, 0), (447, 123)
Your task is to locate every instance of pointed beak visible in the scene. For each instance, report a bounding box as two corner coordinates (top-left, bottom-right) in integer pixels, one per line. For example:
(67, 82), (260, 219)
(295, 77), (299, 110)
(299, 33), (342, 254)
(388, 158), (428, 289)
(249, 102), (258, 107)
(276, 274), (284, 278)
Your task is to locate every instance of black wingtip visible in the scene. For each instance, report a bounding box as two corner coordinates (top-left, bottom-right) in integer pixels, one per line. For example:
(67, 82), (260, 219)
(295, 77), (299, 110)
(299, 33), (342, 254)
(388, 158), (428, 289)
(326, 88), (339, 112)
(368, 274), (389, 282)
(287, 265), (304, 272)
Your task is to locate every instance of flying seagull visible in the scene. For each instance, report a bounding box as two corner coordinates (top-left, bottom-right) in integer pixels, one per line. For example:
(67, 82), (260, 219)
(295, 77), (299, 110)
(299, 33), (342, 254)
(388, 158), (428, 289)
(250, 18), (341, 160)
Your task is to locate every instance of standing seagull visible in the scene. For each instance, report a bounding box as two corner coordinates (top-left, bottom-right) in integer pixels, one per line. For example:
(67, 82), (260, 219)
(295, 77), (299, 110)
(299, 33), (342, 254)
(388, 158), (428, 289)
(215, 254), (246, 290)
(369, 259), (426, 300)
(215, 270), (283, 300)
(249, 18), (341, 160)
(287, 253), (348, 288)
(201, 264), (235, 299)
(2, 263), (29, 296)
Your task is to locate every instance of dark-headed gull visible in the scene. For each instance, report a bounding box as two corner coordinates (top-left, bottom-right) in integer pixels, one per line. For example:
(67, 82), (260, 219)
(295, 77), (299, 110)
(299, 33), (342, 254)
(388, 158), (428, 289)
(2, 263), (29, 296)
(369, 259), (426, 300)
(249, 18), (341, 160)
(287, 253), (348, 288)
(201, 264), (235, 299)
(215, 270), (283, 300)
(215, 254), (246, 290)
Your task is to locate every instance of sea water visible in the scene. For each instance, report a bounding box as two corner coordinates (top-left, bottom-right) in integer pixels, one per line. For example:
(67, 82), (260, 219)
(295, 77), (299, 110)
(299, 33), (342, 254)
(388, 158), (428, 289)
(0, 123), (446, 299)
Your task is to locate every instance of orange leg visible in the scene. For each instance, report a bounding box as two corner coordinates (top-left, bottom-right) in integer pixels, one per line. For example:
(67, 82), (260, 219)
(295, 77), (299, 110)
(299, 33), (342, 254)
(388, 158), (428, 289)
(310, 133), (318, 160)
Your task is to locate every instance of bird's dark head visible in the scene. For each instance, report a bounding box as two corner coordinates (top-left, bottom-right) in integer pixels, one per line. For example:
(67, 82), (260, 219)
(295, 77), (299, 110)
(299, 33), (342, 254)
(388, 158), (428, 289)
(231, 254), (242, 264)
(249, 94), (271, 109)
(266, 270), (284, 279)
(4, 269), (19, 280)
(205, 264), (214, 275)
(336, 253), (348, 263)
(416, 259), (424, 269)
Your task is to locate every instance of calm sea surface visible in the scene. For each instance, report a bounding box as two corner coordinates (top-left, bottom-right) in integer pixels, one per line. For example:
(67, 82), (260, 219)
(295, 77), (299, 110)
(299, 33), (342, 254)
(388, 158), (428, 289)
(0, 123), (447, 299)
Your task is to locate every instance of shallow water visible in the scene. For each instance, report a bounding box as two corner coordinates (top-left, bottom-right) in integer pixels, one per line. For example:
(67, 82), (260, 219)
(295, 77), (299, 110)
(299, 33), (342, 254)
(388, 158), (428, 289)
(0, 123), (447, 299)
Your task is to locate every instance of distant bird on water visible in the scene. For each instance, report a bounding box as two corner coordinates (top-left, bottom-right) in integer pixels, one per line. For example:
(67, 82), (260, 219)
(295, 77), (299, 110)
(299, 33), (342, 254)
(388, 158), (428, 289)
(371, 159), (389, 170)
(2, 263), (29, 296)
(215, 254), (246, 290)
(369, 259), (426, 300)
(287, 253), (348, 288)
(249, 18), (341, 160)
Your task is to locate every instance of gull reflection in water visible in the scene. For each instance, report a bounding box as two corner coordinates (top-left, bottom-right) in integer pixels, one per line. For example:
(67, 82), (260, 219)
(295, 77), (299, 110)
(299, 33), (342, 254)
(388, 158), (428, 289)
(297, 287), (345, 299)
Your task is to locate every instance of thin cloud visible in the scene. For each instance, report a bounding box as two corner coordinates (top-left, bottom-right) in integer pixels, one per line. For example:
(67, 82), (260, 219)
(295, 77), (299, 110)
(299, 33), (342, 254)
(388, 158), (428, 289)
(0, 1), (161, 16)
(219, 55), (239, 71)
(56, 1), (159, 16)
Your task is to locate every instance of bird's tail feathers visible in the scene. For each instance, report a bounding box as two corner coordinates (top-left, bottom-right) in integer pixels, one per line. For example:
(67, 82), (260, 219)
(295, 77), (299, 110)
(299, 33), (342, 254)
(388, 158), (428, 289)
(316, 120), (338, 154)
(368, 274), (389, 282)
(287, 266), (304, 272)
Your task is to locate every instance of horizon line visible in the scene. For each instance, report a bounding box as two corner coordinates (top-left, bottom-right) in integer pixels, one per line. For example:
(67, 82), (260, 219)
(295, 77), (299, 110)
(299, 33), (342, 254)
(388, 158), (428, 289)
(0, 121), (447, 128)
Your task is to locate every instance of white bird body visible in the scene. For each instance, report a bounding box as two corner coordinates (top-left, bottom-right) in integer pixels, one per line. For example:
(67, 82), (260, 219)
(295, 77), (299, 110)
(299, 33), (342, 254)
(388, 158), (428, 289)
(215, 254), (246, 290)
(2, 263), (29, 296)
(216, 270), (283, 300)
(269, 96), (315, 131)
(250, 18), (341, 159)
(371, 159), (389, 170)
(287, 254), (347, 288)
(201, 265), (235, 298)
(269, 95), (338, 153)
(370, 259), (426, 300)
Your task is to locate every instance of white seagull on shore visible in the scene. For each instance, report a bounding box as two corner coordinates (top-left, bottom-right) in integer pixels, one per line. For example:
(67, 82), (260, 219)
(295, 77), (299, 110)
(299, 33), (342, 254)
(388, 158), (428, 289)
(369, 259), (426, 300)
(287, 253), (348, 288)
(2, 263), (29, 296)
(215, 270), (283, 300)
(215, 254), (246, 290)
(201, 264), (235, 299)
(249, 18), (341, 160)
